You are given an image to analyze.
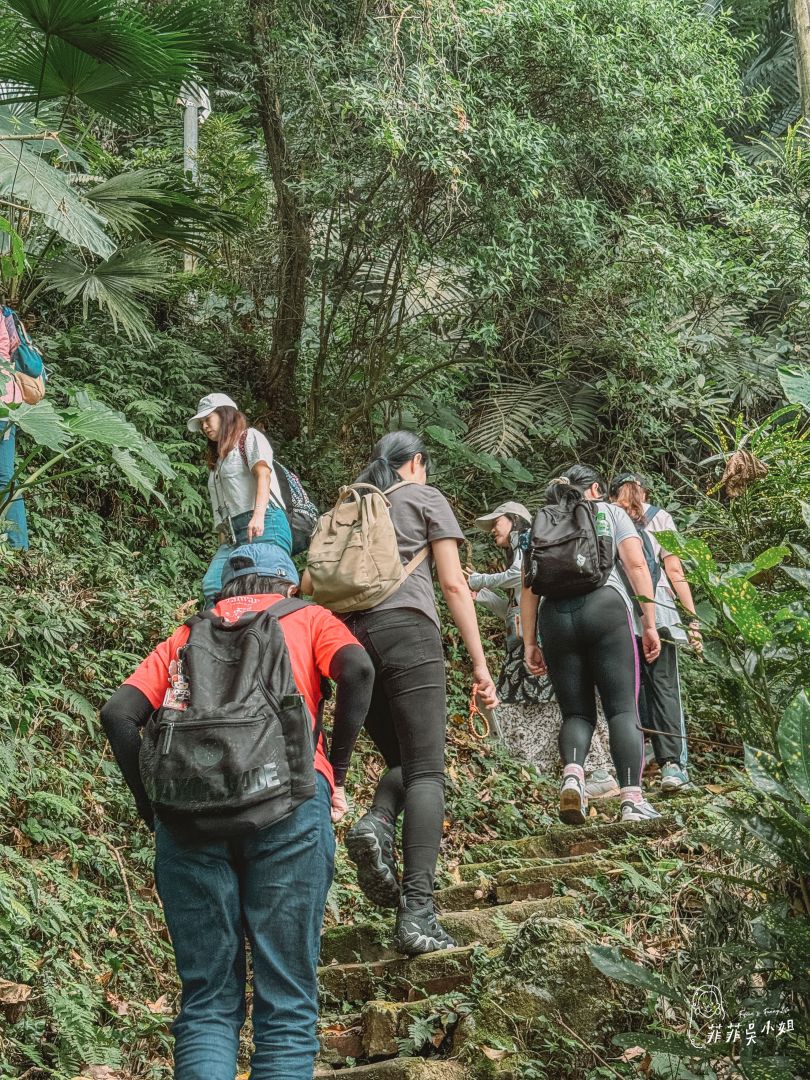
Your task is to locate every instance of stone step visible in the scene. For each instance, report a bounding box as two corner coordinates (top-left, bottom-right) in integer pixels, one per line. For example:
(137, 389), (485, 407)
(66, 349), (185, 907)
(465, 815), (674, 864)
(320, 998), (456, 1065)
(319, 944), (479, 1005)
(315, 1057), (466, 1078)
(437, 853), (615, 909)
(320, 895), (575, 966)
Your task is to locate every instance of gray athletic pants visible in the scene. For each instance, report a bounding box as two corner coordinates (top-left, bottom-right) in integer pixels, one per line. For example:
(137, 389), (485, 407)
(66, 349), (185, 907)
(638, 627), (688, 768)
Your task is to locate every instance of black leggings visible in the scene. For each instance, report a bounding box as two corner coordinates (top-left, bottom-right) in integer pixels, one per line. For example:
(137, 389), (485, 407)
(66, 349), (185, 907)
(342, 608), (446, 905)
(539, 587), (644, 788)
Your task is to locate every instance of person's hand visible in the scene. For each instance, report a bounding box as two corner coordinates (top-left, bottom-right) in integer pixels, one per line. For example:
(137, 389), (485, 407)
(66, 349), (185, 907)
(330, 785), (348, 823)
(523, 643), (546, 676)
(247, 512), (265, 542)
(687, 620), (703, 656)
(472, 665), (498, 710)
(469, 589), (478, 601)
(642, 626), (661, 664)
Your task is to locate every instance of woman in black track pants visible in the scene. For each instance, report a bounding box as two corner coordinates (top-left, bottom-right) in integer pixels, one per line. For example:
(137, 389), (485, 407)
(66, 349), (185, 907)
(521, 465), (662, 825)
(340, 432), (498, 956)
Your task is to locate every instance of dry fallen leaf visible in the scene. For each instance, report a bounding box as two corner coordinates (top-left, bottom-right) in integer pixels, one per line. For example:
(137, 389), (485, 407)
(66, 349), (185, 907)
(481, 1046), (508, 1061)
(146, 994), (169, 1014)
(0, 980), (32, 1005)
(620, 1046), (646, 1061)
(105, 992), (130, 1016)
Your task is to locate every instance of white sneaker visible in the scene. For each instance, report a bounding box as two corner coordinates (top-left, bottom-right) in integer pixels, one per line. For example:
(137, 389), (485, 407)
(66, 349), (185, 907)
(559, 775), (588, 825)
(620, 798), (661, 822)
(585, 768), (620, 800)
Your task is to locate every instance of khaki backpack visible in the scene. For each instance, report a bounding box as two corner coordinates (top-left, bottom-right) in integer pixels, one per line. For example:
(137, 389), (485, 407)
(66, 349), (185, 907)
(306, 481), (428, 613)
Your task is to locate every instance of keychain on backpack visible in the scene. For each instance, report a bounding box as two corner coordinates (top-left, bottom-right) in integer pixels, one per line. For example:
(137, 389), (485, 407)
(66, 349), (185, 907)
(162, 649), (190, 711)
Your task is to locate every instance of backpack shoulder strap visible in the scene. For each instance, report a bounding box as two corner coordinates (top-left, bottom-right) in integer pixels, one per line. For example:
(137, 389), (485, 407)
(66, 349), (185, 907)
(403, 546), (429, 577)
(237, 430), (249, 469)
(384, 479), (416, 495)
(643, 505), (660, 526)
(261, 596), (311, 621)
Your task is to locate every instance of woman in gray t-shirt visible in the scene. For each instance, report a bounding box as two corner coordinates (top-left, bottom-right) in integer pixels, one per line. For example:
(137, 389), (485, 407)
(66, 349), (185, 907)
(341, 431), (497, 957)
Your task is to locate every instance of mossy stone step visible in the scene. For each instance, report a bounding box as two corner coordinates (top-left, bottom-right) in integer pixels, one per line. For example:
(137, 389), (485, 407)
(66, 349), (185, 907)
(314, 1057), (466, 1078)
(320, 896), (575, 966)
(437, 855), (614, 910)
(319, 944), (479, 1004)
(465, 815), (674, 863)
(455, 852), (590, 882)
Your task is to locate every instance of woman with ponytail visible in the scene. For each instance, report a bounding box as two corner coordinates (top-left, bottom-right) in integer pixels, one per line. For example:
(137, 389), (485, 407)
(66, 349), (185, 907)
(521, 464), (662, 825)
(341, 431), (498, 956)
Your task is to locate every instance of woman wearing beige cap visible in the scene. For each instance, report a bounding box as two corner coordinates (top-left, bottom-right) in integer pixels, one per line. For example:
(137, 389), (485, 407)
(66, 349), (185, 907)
(469, 502), (614, 783)
(187, 393), (292, 604)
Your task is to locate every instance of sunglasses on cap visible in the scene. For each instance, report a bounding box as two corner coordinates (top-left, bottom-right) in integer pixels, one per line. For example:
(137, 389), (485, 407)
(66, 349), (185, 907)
(609, 472), (646, 496)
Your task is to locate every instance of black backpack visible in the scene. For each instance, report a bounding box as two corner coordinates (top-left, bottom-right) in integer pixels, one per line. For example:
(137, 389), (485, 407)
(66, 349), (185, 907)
(523, 500), (614, 599)
(139, 598), (318, 840)
(237, 432), (319, 554)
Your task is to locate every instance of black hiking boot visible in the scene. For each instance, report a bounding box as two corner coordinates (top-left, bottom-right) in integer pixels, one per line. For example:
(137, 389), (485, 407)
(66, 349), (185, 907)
(394, 899), (458, 956)
(345, 810), (400, 909)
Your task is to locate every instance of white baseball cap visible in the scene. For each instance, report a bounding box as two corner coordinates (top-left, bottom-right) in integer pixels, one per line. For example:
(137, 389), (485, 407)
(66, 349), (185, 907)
(187, 393), (238, 432)
(475, 501), (532, 530)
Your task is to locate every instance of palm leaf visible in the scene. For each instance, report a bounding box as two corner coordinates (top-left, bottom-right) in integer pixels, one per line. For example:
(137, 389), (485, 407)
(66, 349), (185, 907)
(468, 375), (601, 457)
(0, 39), (167, 127)
(0, 139), (114, 256)
(42, 243), (169, 340)
(83, 170), (239, 250)
(4, 0), (206, 78)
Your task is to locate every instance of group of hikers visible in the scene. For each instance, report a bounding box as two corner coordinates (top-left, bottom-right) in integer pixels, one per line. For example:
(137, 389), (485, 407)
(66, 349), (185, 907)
(99, 393), (702, 1080)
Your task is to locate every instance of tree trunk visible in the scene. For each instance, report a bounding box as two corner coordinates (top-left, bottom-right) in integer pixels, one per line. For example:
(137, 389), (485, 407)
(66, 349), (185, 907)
(792, 0), (810, 119)
(248, 0), (311, 439)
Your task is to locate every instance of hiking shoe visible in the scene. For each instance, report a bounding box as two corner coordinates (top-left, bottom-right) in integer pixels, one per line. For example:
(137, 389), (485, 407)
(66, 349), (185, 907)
(585, 768), (620, 801)
(620, 798), (662, 822)
(394, 900), (458, 956)
(345, 811), (400, 909)
(559, 774), (588, 825)
(660, 763), (693, 794)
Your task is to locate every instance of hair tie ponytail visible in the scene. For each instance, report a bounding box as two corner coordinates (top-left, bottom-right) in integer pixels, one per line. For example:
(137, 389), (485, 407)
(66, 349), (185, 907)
(550, 476), (570, 486)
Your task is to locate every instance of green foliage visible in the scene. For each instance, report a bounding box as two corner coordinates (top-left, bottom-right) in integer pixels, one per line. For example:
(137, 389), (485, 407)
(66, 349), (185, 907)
(585, 693), (810, 1079)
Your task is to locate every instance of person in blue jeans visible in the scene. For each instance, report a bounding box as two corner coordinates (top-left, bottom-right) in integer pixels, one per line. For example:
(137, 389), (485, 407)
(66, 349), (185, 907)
(101, 544), (374, 1080)
(187, 393), (292, 604)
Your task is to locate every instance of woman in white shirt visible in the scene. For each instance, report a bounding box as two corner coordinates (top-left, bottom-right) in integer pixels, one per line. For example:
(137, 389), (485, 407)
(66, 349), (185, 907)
(187, 394), (292, 604)
(609, 472), (701, 794)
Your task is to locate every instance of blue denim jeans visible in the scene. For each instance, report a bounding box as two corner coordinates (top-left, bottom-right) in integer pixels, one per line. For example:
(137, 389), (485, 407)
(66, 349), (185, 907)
(154, 774), (335, 1080)
(202, 506), (292, 604)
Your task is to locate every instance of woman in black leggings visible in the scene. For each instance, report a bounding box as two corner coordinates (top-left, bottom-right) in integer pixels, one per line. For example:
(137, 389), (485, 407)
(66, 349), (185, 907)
(341, 432), (498, 955)
(521, 465), (662, 825)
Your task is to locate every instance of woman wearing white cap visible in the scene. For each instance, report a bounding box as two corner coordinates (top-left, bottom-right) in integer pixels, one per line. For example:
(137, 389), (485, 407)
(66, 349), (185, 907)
(470, 502), (614, 782)
(187, 394), (292, 604)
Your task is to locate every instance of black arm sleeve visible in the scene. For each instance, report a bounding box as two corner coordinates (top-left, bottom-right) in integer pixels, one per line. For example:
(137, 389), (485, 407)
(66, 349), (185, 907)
(328, 644), (374, 787)
(100, 685), (155, 830)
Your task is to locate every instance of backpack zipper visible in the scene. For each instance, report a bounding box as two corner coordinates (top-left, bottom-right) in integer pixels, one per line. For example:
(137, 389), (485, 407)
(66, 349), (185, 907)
(162, 722), (175, 755)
